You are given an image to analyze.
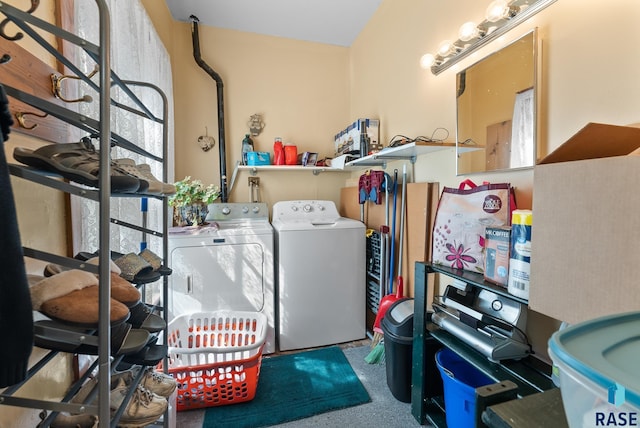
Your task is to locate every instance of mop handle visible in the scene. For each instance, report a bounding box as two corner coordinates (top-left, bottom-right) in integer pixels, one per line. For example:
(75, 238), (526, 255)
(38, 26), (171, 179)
(388, 169), (398, 294)
(397, 164), (407, 286)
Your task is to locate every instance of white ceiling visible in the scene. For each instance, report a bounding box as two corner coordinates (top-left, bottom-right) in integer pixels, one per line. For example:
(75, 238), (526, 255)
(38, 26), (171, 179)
(162, 0), (383, 47)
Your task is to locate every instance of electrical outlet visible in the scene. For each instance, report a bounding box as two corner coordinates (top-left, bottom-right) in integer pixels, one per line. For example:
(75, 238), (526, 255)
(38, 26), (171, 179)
(248, 177), (260, 186)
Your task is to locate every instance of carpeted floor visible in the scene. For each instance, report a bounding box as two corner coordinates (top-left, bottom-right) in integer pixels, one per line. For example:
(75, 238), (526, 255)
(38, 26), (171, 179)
(175, 342), (430, 428)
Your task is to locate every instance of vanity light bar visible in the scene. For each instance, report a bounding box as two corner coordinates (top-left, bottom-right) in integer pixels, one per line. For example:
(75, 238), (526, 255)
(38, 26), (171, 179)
(420, 0), (556, 75)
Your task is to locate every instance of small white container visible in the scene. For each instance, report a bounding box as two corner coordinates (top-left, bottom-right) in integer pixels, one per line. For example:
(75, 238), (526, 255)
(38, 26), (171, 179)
(548, 312), (640, 427)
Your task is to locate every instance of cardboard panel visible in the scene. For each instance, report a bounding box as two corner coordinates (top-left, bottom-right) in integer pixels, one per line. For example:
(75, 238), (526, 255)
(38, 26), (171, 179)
(538, 123), (640, 164)
(530, 123), (640, 324)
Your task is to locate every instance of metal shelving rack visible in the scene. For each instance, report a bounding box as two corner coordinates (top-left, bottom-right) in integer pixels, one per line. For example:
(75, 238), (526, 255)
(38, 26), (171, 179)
(411, 262), (555, 426)
(0, 1), (171, 426)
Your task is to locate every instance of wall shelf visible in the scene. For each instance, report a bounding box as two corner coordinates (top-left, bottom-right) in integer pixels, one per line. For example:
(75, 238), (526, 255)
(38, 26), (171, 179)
(344, 141), (482, 169)
(237, 141), (483, 176)
(237, 165), (350, 175)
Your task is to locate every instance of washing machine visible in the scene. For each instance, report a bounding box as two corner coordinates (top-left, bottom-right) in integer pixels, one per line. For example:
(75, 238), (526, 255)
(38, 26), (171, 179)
(272, 200), (366, 351)
(167, 202), (275, 354)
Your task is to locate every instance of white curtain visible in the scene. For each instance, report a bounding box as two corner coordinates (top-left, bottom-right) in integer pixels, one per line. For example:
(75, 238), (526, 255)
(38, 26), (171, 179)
(509, 87), (534, 168)
(71, 0), (175, 256)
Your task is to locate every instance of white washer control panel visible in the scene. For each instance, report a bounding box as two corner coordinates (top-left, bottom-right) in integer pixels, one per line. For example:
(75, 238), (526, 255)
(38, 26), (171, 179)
(273, 200), (340, 222)
(207, 202), (269, 221)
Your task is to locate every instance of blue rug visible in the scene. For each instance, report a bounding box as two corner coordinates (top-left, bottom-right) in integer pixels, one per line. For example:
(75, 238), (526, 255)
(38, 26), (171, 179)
(203, 346), (371, 428)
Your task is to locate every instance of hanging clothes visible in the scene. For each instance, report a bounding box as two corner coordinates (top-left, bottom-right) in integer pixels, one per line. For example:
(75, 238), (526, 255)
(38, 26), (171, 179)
(510, 87), (534, 168)
(0, 83), (33, 387)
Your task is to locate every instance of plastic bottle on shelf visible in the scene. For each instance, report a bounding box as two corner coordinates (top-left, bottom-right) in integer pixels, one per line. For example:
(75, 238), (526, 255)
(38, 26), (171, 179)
(284, 144), (298, 165)
(241, 134), (254, 165)
(273, 137), (285, 165)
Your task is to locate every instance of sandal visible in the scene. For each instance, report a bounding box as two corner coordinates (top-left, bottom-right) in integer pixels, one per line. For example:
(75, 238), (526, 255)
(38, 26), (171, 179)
(33, 320), (149, 356)
(123, 343), (168, 367)
(128, 301), (166, 333)
(29, 272), (130, 327)
(75, 250), (165, 284)
(139, 248), (172, 275)
(112, 252), (160, 284)
(13, 138), (143, 193)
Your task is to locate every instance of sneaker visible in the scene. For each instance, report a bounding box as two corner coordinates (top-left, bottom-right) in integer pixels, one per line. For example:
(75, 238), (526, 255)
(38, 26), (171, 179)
(111, 378), (167, 428)
(113, 159), (176, 195)
(112, 367), (177, 398)
(70, 376), (167, 427)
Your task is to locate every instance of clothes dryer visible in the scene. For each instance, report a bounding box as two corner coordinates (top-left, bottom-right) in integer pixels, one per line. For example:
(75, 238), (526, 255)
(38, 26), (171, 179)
(272, 200), (365, 351)
(167, 202), (275, 354)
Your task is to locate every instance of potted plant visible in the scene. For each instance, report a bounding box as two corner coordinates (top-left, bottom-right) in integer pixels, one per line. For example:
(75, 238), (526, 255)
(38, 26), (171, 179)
(168, 176), (221, 226)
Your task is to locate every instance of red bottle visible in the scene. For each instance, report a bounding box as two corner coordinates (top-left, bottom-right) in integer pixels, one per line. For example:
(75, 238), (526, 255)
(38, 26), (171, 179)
(273, 138), (285, 165)
(284, 144), (298, 165)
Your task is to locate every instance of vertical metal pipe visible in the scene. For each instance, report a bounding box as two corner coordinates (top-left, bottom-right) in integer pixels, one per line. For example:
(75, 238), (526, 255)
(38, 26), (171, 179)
(95, 1), (112, 425)
(190, 15), (228, 202)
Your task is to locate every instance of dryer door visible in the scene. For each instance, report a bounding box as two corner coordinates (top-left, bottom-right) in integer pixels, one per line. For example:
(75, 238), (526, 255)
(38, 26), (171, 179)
(168, 242), (265, 319)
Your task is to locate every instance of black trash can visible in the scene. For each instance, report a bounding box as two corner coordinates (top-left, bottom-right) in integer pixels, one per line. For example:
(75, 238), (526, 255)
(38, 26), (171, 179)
(381, 298), (414, 402)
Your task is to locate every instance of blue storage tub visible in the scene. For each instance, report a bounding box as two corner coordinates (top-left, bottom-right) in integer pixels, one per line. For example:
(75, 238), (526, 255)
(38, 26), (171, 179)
(548, 311), (640, 427)
(435, 347), (494, 428)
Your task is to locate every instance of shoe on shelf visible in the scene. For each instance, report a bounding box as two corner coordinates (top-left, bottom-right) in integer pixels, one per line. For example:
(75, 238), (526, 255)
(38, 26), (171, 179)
(127, 301), (166, 333)
(29, 272), (130, 327)
(111, 378), (168, 428)
(70, 376), (167, 428)
(12, 139), (144, 194)
(111, 367), (177, 398)
(114, 158), (176, 196)
(50, 412), (98, 428)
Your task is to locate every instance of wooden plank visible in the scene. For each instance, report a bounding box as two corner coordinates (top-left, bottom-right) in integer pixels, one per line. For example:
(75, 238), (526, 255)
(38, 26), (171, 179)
(0, 34), (77, 144)
(339, 181), (439, 301)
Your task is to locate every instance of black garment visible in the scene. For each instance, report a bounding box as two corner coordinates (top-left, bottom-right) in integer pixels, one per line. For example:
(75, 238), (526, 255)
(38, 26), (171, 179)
(0, 83), (33, 387)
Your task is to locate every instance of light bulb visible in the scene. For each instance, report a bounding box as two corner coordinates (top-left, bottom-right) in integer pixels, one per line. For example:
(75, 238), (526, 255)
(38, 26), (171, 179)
(437, 40), (454, 57)
(458, 21), (479, 42)
(486, 0), (509, 22)
(420, 53), (436, 69)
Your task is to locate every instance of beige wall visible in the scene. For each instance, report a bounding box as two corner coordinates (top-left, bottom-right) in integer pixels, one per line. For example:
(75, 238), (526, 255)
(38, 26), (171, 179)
(155, 9), (352, 206)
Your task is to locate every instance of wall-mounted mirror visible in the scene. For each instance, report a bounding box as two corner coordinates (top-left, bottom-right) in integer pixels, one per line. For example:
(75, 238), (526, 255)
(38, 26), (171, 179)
(456, 29), (538, 175)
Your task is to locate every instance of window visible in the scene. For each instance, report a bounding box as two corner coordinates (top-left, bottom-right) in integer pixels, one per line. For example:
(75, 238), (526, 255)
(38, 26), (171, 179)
(67, 0), (174, 257)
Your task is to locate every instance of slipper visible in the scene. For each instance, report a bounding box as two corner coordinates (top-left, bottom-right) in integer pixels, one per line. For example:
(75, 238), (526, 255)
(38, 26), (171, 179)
(44, 259), (141, 307)
(44, 256), (121, 277)
(127, 301), (166, 333)
(50, 412), (98, 428)
(123, 343), (167, 367)
(76, 250), (163, 284)
(113, 252), (161, 284)
(29, 271), (130, 327)
(13, 139), (142, 193)
(139, 248), (172, 275)
(33, 320), (149, 356)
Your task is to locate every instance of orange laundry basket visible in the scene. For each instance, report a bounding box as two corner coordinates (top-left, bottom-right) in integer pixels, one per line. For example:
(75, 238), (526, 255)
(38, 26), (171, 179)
(163, 311), (267, 411)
